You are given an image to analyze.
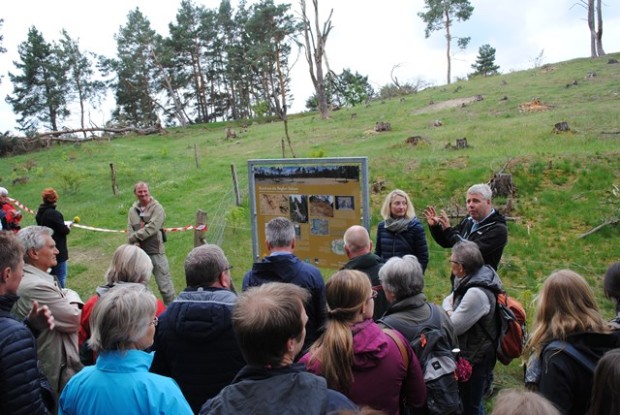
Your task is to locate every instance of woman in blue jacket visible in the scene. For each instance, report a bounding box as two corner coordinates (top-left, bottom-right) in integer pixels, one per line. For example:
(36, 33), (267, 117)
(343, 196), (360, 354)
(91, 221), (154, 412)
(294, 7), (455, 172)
(59, 284), (192, 415)
(375, 189), (429, 271)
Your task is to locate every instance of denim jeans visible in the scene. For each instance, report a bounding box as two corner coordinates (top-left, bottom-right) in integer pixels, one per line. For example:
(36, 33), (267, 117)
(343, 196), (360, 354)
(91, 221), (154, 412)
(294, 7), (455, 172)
(459, 351), (496, 415)
(51, 260), (68, 288)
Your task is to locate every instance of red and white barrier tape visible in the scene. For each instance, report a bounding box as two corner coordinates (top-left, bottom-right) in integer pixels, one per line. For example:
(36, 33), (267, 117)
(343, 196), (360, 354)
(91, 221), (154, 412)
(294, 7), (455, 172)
(6, 197), (208, 234)
(7, 197), (36, 214)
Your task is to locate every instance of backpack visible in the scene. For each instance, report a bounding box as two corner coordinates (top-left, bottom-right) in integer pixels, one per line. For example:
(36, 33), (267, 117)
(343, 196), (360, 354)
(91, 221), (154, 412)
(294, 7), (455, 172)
(380, 303), (462, 415)
(479, 290), (527, 365)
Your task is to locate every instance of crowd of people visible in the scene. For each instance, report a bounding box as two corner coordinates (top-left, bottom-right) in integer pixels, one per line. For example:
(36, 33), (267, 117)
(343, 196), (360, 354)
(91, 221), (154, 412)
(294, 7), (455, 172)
(1, 181), (619, 415)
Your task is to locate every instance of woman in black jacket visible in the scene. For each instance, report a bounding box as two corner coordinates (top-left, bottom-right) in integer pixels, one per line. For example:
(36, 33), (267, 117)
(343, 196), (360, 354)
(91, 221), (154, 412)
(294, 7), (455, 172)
(375, 189), (429, 271)
(36, 188), (71, 287)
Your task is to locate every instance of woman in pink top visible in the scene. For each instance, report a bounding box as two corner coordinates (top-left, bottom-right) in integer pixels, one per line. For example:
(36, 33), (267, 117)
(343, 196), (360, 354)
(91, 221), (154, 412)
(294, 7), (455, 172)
(300, 269), (426, 415)
(79, 244), (166, 364)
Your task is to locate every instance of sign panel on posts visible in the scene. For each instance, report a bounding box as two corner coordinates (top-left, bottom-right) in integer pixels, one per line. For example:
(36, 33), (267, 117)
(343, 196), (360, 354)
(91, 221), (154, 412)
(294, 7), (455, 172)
(248, 157), (369, 270)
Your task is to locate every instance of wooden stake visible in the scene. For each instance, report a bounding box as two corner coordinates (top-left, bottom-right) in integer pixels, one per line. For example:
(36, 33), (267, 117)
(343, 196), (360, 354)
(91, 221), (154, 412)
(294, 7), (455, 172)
(194, 143), (200, 168)
(109, 163), (119, 196)
(231, 164), (241, 206)
(194, 210), (208, 247)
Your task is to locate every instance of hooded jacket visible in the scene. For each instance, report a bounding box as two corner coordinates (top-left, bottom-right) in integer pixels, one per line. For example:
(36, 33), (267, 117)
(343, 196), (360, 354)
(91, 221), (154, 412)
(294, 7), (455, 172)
(242, 253), (326, 350)
(429, 210), (507, 270)
(36, 203), (70, 262)
(300, 319), (426, 415)
(200, 363), (357, 415)
(150, 287), (245, 414)
(341, 253), (388, 320)
(445, 265), (502, 364)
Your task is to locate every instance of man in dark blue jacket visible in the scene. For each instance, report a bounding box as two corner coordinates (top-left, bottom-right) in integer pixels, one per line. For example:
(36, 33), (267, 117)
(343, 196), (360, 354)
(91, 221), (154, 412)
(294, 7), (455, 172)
(150, 244), (244, 414)
(243, 217), (326, 352)
(0, 232), (55, 414)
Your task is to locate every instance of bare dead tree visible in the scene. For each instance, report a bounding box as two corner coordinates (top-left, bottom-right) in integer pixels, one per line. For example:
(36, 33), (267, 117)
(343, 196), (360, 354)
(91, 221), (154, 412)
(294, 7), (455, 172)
(577, 0), (605, 57)
(150, 48), (189, 127)
(300, 0), (333, 120)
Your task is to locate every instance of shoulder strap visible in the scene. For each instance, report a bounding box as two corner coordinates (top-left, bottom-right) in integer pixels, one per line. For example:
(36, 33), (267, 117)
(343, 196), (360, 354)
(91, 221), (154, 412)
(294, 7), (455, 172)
(383, 328), (409, 369)
(546, 340), (597, 372)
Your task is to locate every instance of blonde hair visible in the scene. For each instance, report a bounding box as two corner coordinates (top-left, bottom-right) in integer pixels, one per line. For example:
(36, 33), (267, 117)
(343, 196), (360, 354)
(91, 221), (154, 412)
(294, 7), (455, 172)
(105, 244), (153, 285)
(307, 270), (371, 391)
(380, 189), (415, 220)
(491, 388), (560, 415)
(526, 269), (608, 357)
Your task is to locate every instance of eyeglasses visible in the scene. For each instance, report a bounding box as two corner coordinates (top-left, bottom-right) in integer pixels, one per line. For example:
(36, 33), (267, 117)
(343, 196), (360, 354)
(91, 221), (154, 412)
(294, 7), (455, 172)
(449, 260), (461, 265)
(222, 265), (233, 273)
(150, 316), (159, 327)
(369, 289), (378, 300)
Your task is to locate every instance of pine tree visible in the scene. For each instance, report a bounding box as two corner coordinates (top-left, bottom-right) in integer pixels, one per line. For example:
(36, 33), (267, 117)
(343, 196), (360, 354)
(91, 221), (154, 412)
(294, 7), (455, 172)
(471, 44), (500, 77)
(5, 27), (69, 133)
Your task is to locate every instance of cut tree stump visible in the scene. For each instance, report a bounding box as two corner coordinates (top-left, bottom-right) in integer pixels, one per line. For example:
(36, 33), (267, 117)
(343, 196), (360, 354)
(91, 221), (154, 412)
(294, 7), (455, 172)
(489, 173), (516, 197)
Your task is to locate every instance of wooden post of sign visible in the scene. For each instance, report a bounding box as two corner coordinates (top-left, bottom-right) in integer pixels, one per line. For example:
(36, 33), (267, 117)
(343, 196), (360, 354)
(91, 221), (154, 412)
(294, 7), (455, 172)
(194, 210), (207, 247)
(109, 163), (119, 195)
(194, 143), (200, 168)
(231, 164), (241, 206)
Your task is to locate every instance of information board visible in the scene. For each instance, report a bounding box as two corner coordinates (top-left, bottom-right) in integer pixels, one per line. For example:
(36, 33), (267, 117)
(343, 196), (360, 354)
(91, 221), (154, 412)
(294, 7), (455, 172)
(248, 157), (369, 270)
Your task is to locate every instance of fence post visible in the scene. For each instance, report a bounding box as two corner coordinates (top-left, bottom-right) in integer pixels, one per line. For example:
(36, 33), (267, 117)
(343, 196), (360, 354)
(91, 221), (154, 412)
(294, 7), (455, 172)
(231, 164), (241, 206)
(194, 143), (200, 168)
(109, 163), (119, 195)
(194, 209), (208, 247)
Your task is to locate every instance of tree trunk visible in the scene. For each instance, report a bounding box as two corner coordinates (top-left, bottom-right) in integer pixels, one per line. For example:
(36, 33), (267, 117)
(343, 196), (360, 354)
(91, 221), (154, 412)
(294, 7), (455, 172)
(301, 0), (333, 119)
(588, 0), (597, 58)
(444, 6), (452, 84)
(595, 0), (605, 56)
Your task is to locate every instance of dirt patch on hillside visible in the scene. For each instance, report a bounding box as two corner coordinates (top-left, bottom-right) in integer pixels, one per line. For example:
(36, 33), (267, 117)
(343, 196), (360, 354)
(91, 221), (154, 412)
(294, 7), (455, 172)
(413, 96), (483, 115)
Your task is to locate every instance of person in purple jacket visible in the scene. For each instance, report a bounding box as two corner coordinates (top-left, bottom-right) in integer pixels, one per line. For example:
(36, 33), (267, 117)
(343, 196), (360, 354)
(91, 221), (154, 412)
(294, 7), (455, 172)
(300, 269), (426, 415)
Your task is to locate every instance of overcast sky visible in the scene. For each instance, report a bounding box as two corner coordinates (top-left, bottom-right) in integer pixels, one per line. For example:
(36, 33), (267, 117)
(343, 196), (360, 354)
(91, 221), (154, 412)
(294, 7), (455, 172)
(1, 0), (619, 133)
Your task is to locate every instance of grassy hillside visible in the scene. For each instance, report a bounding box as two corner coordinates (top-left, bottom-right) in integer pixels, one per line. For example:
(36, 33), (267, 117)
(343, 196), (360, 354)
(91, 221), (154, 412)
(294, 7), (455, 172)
(2, 53), (619, 395)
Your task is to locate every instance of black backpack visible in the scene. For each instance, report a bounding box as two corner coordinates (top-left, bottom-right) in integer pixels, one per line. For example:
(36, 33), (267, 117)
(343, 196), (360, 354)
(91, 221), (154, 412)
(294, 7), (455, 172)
(380, 303), (462, 415)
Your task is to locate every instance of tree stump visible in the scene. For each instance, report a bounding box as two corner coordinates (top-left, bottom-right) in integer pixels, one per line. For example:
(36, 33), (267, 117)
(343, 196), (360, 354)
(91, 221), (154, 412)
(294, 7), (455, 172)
(455, 137), (468, 149)
(405, 136), (422, 145)
(489, 173), (516, 197)
(553, 121), (570, 134)
(375, 122), (391, 132)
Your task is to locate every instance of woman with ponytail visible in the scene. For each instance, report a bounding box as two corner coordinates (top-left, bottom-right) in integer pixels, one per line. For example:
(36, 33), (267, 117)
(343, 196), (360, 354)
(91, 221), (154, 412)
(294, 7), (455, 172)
(300, 269), (426, 415)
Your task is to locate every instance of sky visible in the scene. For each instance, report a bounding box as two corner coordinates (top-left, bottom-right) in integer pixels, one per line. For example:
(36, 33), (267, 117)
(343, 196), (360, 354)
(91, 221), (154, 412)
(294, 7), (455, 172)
(1, 0), (619, 134)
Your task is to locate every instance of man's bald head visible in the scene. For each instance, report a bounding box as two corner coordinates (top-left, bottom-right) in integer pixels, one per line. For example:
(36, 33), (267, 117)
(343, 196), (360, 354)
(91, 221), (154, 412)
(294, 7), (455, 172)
(343, 225), (372, 258)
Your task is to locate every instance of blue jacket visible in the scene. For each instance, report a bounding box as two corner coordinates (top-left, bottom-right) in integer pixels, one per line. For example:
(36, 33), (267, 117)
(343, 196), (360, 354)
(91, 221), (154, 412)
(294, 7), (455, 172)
(150, 287), (245, 414)
(59, 350), (192, 415)
(243, 254), (326, 350)
(200, 363), (357, 415)
(375, 218), (429, 271)
(0, 294), (53, 415)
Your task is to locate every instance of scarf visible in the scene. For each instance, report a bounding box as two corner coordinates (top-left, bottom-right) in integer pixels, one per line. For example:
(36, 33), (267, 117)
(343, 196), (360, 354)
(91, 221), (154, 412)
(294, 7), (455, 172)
(384, 217), (411, 234)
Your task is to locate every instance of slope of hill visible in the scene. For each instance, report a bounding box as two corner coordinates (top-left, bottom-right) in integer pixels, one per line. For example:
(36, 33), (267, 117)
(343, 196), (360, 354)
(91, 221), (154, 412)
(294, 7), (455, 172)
(1, 53), (619, 392)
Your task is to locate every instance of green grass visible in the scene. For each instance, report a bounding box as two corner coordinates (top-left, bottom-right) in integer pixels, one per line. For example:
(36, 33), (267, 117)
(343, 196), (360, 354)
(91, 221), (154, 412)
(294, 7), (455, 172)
(2, 53), (620, 397)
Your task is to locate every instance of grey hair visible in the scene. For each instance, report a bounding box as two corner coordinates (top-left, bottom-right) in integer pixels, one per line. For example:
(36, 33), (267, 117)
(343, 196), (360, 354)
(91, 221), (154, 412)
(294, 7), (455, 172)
(185, 244), (229, 287)
(452, 241), (484, 274)
(104, 244), (153, 285)
(467, 183), (492, 201)
(88, 283), (156, 352)
(17, 226), (54, 262)
(379, 255), (424, 300)
(266, 217), (296, 248)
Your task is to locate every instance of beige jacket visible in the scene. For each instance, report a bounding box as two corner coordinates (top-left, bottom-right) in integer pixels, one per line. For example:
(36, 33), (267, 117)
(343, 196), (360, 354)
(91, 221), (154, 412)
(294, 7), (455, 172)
(12, 264), (83, 396)
(127, 197), (166, 255)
